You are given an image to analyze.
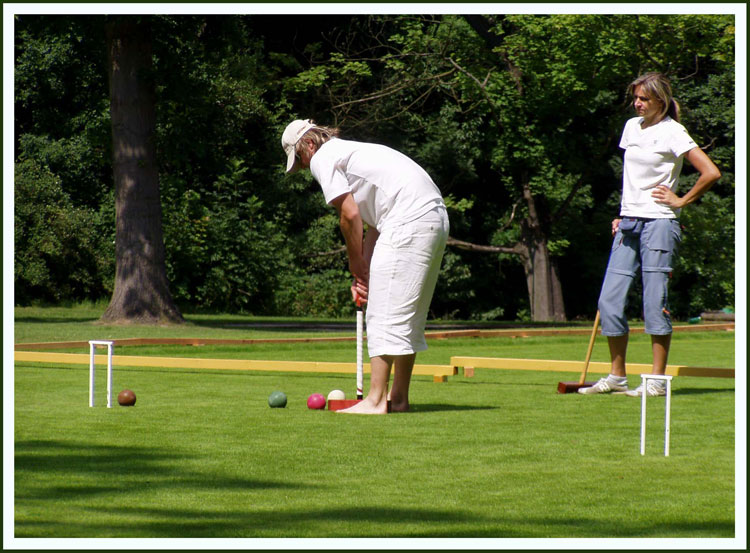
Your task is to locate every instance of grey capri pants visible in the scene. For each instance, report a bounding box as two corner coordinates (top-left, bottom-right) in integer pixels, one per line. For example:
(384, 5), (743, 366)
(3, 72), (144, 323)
(598, 218), (682, 336)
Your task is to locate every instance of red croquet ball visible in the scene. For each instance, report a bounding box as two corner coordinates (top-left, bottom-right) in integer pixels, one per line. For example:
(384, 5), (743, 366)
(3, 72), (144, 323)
(307, 393), (326, 410)
(117, 389), (136, 406)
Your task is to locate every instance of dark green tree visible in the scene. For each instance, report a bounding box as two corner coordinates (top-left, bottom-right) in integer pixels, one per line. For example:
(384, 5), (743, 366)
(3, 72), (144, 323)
(100, 17), (183, 324)
(284, 13), (735, 321)
(14, 15), (303, 315)
(14, 15), (115, 304)
(13, 14), (735, 322)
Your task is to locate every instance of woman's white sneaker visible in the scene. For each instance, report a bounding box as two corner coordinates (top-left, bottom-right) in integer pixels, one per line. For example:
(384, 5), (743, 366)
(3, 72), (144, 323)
(624, 382), (666, 397)
(577, 377), (629, 394)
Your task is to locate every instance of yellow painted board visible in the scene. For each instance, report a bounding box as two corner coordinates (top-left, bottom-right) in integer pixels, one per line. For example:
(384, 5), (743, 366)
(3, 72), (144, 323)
(449, 356), (734, 378)
(14, 351), (453, 376)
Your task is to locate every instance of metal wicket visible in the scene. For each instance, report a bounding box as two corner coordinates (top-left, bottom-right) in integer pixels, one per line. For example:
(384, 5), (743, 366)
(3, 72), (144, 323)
(640, 374), (673, 456)
(89, 340), (114, 408)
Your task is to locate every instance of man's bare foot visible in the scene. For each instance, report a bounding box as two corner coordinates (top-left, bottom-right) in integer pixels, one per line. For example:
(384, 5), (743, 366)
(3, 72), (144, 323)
(389, 392), (409, 412)
(337, 397), (388, 415)
(390, 400), (409, 412)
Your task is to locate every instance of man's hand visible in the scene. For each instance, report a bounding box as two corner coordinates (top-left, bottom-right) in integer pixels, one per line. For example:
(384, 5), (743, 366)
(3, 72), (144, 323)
(351, 281), (368, 304)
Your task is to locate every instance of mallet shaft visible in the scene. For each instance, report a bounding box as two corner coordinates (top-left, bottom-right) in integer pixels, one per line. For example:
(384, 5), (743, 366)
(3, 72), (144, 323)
(578, 310), (601, 385)
(356, 305), (363, 399)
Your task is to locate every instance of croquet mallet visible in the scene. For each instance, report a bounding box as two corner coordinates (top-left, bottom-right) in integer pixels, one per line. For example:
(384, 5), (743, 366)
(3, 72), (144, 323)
(355, 298), (364, 399)
(557, 310), (600, 393)
(328, 296), (366, 411)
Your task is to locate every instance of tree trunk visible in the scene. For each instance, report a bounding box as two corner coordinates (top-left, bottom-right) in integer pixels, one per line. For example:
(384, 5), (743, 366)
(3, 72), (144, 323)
(515, 231), (567, 322)
(100, 17), (183, 325)
(517, 179), (567, 322)
(447, 231), (567, 322)
(447, 178), (568, 322)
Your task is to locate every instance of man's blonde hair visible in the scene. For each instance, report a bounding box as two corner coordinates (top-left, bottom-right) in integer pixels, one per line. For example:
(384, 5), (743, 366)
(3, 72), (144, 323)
(296, 122), (340, 155)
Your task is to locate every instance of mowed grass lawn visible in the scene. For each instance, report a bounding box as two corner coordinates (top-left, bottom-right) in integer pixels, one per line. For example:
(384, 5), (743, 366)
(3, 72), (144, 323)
(9, 306), (740, 545)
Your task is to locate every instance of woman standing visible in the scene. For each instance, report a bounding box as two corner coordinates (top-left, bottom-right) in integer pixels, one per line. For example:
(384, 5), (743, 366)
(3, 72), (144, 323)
(281, 119), (449, 413)
(579, 72), (721, 397)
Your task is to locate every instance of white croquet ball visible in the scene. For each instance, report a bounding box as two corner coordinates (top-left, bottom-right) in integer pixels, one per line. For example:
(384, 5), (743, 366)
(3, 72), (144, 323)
(327, 389), (346, 401)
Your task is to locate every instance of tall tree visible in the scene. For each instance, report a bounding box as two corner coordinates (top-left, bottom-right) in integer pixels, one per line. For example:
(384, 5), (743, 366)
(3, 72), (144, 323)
(287, 15), (616, 321)
(13, 14), (734, 321)
(284, 13), (734, 321)
(100, 17), (183, 324)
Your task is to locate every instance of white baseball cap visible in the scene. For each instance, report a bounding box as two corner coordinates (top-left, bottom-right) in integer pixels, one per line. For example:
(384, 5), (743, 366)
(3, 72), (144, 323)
(281, 119), (316, 173)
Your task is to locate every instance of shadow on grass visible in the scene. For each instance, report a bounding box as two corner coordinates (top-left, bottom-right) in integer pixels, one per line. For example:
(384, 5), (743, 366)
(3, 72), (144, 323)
(409, 403), (500, 413)
(15, 504), (735, 538)
(31, 315), (583, 335)
(674, 387), (735, 396)
(186, 317), (588, 331)
(14, 439), (308, 502)
(14, 316), (99, 325)
(15, 441), (734, 539)
(17, 504), (485, 538)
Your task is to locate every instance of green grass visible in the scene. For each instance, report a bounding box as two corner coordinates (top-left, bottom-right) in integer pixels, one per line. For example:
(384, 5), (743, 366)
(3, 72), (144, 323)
(11, 306), (739, 543)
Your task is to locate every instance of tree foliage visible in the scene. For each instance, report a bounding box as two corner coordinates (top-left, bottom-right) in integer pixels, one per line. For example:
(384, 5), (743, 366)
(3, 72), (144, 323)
(284, 13), (735, 319)
(13, 13), (736, 320)
(14, 159), (114, 303)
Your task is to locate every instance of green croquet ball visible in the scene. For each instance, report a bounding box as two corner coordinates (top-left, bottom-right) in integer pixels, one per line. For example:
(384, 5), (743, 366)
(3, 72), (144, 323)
(268, 391), (287, 408)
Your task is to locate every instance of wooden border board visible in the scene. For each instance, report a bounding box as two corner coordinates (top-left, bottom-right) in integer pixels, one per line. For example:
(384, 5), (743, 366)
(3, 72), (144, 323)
(14, 351), (454, 378)
(450, 356), (734, 379)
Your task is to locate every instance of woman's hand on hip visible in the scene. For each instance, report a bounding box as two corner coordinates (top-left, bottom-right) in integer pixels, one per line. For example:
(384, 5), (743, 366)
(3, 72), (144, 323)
(651, 185), (682, 208)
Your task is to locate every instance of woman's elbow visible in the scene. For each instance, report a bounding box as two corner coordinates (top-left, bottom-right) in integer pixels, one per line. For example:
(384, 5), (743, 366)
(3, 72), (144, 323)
(700, 162), (722, 185)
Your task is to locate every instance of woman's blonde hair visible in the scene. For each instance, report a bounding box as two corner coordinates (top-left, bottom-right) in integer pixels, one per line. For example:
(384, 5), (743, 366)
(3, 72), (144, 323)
(629, 72), (681, 122)
(296, 122), (340, 155)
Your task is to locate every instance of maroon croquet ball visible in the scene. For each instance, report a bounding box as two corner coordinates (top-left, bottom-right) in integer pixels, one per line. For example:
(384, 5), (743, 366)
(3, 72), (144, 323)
(117, 389), (136, 406)
(307, 393), (326, 410)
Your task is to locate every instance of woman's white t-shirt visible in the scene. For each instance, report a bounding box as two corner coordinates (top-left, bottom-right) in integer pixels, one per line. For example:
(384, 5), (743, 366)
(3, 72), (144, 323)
(619, 116), (697, 219)
(310, 138), (444, 231)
